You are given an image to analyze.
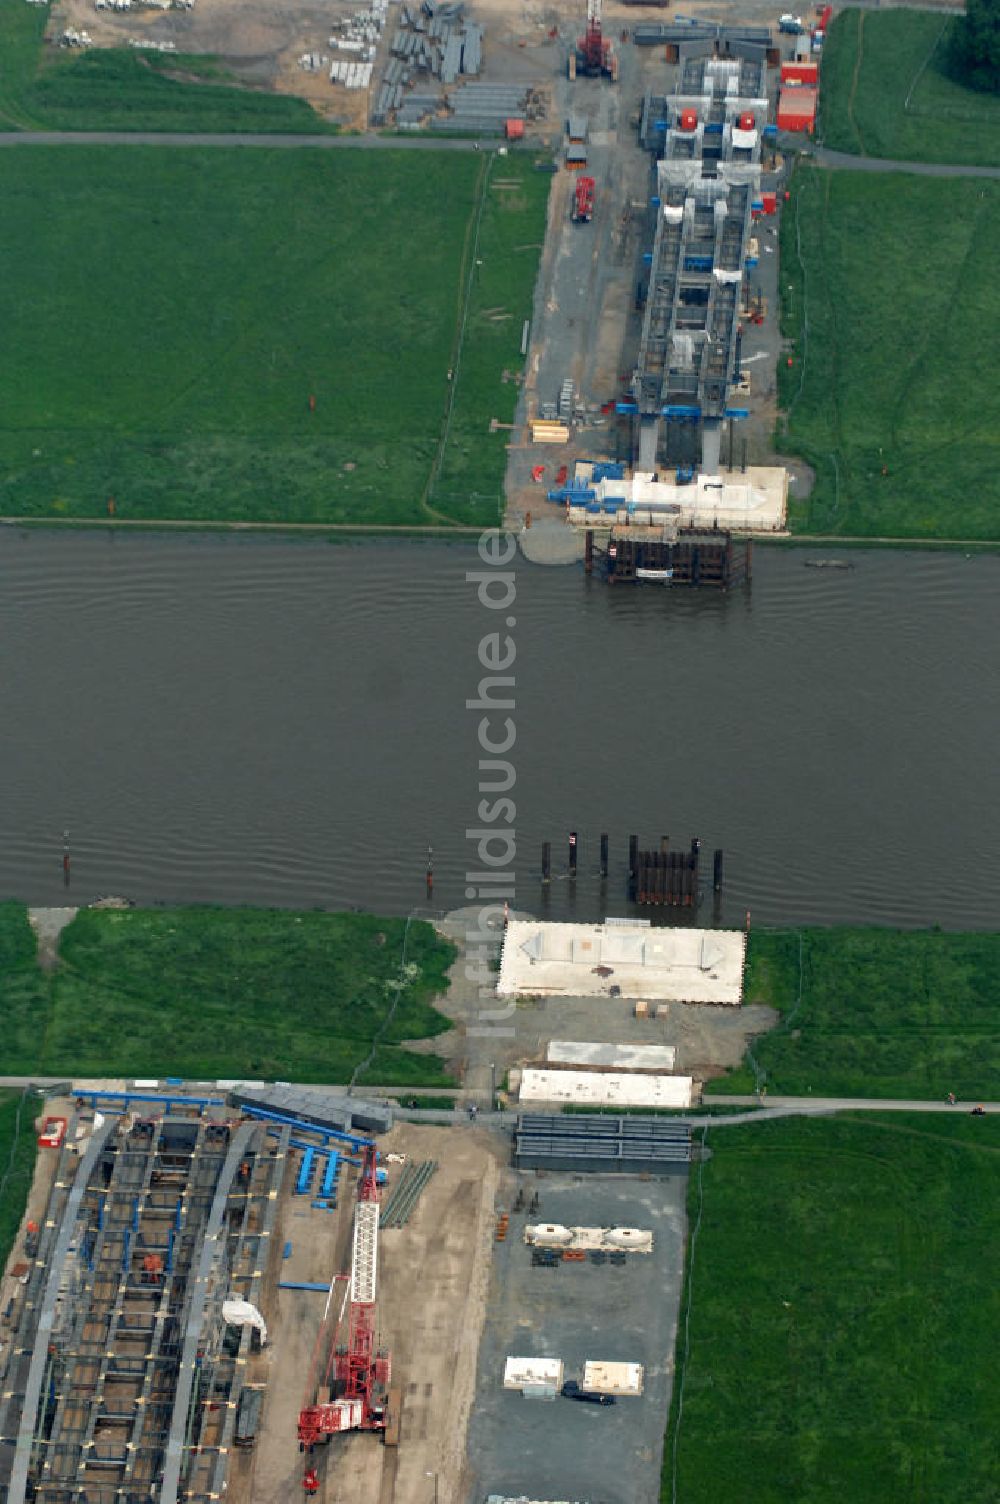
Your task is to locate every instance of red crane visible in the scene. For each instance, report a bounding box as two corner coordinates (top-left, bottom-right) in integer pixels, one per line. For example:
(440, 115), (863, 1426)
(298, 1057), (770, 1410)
(569, 0), (618, 82)
(297, 1145), (392, 1471)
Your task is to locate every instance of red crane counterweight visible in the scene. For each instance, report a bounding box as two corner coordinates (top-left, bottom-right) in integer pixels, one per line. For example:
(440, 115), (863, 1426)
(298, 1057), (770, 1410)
(568, 0), (617, 81)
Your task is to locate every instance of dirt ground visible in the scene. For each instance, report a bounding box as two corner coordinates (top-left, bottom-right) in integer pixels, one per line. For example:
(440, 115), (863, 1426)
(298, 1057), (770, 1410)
(43, 0), (694, 130)
(417, 909), (778, 1104)
(237, 1120), (501, 1504)
(44, 0), (580, 128)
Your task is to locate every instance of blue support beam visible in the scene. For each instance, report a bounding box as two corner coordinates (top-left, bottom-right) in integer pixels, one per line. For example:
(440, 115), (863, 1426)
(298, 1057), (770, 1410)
(73, 1088), (224, 1113)
(321, 1152), (340, 1199)
(239, 1103), (371, 1151)
(295, 1148), (316, 1197)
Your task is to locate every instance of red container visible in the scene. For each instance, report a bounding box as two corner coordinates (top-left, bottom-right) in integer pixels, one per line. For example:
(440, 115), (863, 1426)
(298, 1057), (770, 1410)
(818, 4), (833, 31)
(739, 111), (756, 130)
(505, 118), (525, 140)
(679, 108), (698, 132)
(781, 60), (819, 84)
(762, 191), (778, 215)
(777, 87), (817, 132)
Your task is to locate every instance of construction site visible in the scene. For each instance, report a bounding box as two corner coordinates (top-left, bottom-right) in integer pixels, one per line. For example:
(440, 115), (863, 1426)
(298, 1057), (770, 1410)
(511, 3), (808, 586)
(0, 5), (820, 1501)
(0, 887), (758, 1504)
(0, 1061), (710, 1504)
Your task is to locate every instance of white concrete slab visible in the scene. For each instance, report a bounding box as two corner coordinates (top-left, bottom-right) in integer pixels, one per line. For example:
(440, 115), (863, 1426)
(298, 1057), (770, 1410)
(567, 465), (788, 533)
(497, 920), (745, 1005)
(546, 1041), (677, 1072)
(518, 1069), (695, 1110)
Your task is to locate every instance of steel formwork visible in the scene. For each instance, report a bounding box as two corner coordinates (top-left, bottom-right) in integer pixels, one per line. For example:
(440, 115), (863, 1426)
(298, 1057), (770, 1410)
(0, 1110), (288, 1504)
(513, 1113), (693, 1175)
(632, 51), (767, 472)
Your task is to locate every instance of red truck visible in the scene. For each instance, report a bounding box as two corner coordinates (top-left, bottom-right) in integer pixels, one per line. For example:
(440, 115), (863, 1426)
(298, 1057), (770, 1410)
(573, 175), (596, 223)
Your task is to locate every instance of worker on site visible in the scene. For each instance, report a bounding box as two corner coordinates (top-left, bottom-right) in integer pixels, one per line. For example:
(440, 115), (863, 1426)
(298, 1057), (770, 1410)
(303, 1466), (319, 1496)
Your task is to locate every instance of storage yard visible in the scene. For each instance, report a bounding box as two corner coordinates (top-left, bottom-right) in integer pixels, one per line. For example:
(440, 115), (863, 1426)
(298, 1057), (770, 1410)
(466, 1167), (688, 1504)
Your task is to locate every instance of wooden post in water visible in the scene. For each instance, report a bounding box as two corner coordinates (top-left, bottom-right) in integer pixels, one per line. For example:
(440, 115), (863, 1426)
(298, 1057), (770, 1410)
(599, 833), (609, 880)
(568, 831), (578, 879)
(713, 849), (724, 893)
(541, 842), (551, 883)
(584, 530), (594, 576)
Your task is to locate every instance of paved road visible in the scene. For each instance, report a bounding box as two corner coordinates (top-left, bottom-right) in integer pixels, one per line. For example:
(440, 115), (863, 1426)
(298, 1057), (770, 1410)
(0, 130), (487, 151)
(6, 1078), (996, 1134)
(701, 1093), (998, 1118)
(810, 146), (1000, 180)
(394, 1097), (1000, 1128)
(3, 131), (995, 184)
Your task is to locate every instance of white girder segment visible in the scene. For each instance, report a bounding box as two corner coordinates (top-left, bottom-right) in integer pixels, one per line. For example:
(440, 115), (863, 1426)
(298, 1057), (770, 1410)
(351, 1201), (379, 1305)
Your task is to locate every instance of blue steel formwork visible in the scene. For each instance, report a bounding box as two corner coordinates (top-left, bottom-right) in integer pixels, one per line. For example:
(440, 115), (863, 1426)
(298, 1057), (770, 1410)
(632, 49), (768, 473)
(0, 1115), (289, 1504)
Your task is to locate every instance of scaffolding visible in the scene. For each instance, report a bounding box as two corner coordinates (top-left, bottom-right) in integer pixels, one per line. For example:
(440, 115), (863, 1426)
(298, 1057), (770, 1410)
(0, 1109), (288, 1504)
(631, 51), (768, 474)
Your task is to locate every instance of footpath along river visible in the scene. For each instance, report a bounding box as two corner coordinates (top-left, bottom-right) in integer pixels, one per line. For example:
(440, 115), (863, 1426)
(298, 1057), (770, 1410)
(0, 527), (997, 929)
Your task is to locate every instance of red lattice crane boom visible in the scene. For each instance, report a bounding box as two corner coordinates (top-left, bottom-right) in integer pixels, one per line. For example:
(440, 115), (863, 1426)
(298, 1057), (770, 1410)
(297, 1145), (391, 1454)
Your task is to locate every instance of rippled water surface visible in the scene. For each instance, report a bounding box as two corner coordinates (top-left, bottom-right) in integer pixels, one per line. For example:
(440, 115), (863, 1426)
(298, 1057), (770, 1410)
(1, 529), (997, 928)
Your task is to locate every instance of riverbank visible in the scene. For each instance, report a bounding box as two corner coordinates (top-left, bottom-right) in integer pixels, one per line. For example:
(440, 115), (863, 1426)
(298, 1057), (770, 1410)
(0, 146), (546, 529)
(709, 926), (1000, 1101)
(0, 901), (457, 1085)
(0, 1090), (36, 1273)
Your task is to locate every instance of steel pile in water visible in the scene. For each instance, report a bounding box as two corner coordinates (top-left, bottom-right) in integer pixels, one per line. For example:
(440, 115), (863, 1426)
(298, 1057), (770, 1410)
(379, 1159), (438, 1228)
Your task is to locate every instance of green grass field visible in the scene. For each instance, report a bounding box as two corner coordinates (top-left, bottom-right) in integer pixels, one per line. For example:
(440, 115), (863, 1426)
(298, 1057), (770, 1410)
(0, 901), (457, 1084)
(0, 0), (329, 132)
(709, 927), (1000, 1100)
(779, 167), (1000, 539)
(819, 8), (1000, 168)
(0, 148), (548, 527)
(0, 1091), (37, 1274)
(666, 1114), (1000, 1502)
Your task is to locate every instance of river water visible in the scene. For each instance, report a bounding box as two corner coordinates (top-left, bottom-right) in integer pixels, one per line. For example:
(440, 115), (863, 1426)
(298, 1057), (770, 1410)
(1, 528), (997, 929)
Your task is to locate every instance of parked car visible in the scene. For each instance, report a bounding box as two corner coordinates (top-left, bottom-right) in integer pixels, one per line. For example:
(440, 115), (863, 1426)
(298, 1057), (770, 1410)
(778, 13), (805, 33)
(561, 1380), (616, 1406)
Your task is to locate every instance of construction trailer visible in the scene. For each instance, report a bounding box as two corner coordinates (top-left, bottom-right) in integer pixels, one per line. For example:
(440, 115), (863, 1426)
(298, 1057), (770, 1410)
(776, 86), (817, 131)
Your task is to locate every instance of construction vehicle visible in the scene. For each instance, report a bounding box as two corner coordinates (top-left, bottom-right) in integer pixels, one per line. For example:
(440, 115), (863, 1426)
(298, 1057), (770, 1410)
(562, 1380), (617, 1406)
(297, 1144), (393, 1482)
(573, 175), (596, 223)
(569, 0), (618, 80)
